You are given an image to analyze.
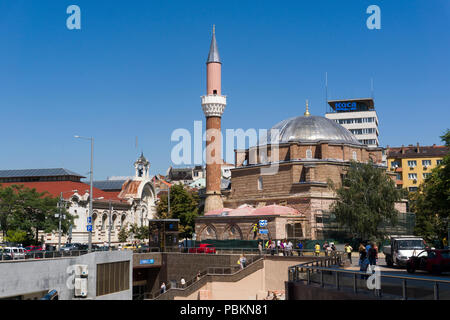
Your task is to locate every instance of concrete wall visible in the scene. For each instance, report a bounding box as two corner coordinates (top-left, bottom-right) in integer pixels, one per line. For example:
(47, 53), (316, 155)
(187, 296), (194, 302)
(0, 251), (132, 300)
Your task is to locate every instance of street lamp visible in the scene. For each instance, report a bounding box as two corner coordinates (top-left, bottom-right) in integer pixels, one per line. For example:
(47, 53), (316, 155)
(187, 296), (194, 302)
(56, 190), (78, 251)
(74, 135), (94, 252)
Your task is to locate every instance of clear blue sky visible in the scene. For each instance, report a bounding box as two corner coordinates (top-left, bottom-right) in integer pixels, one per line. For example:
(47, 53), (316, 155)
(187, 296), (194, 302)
(0, 0), (449, 180)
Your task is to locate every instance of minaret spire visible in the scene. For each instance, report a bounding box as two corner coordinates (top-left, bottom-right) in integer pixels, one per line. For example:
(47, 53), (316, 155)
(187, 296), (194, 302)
(304, 99), (311, 117)
(207, 25), (221, 64)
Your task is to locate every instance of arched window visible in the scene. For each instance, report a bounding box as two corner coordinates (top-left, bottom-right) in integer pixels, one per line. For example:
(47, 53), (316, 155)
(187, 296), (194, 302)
(258, 176), (263, 190)
(352, 151), (357, 161)
(101, 214), (107, 230)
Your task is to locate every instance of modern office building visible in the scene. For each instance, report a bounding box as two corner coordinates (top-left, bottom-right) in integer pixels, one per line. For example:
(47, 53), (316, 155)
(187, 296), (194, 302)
(325, 98), (379, 147)
(386, 143), (449, 192)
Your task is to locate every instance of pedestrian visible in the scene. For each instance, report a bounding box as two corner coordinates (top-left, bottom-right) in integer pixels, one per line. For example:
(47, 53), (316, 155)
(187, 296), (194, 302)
(277, 240), (281, 254)
(365, 242), (371, 253)
(160, 282), (166, 294)
(258, 241), (263, 255)
(280, 241), (285, 256)
(358, 243), (365, 258)
(368, 243), (377, 266)
(270, 242), (276, 256)
(252, 223), (258, 239)
(323, 241), (329, 256)
(238, 254), (247, 269)
(359, 250), (369, 279)
(373, 242), (379, 264)
(326, 244), (332, 257)
(314, 242), (321, 256)
(345, 243), (353, 264)
(180, 278), (186, 288)
(196, 271), (201, 281)
(287, 240), (293, 256)
(297, 242), (303, 256)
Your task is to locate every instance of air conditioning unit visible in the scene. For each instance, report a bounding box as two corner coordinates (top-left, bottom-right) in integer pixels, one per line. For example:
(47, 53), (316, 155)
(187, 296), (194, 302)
(74, 265), (88, 277)
(74, 278), (88, 297)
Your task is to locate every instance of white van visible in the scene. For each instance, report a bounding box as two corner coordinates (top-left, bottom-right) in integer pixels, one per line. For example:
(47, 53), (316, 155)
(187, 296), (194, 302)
(4, 247), (25, 259)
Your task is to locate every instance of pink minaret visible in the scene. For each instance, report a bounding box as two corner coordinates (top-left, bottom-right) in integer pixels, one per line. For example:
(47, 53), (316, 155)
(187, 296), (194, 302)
(201, 25), (226, 213)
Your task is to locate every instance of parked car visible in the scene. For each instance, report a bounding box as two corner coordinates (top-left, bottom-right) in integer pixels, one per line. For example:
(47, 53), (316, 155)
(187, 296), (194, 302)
(188, 243), (216, 254)
(60, 243), (83, 252)
(26, 249), (45, 259)
(1, 248), (13, 261)
(122, 244), (137, 251)
(2, 247), (25, 259)
(406, 249), (450, 274)
(24, 245), (43, 252)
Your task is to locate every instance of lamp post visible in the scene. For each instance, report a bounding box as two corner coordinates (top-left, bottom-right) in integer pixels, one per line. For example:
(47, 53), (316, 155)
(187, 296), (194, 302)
(56, 190), (78, 251)
(74, 135), (94, 252)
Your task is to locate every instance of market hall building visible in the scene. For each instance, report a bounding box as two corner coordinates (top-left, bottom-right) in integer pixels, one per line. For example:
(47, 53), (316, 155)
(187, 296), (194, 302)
(0, 153), (157, 246)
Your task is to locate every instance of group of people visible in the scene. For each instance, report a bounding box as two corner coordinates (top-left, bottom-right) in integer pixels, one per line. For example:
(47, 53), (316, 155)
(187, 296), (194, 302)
(262, 239), (295, 256)
(313, 241), (337, 256)
(358, 242), (379, 277)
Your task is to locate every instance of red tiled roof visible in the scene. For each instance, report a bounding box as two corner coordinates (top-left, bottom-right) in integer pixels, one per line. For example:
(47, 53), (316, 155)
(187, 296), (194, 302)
(0, 181), (122, 202)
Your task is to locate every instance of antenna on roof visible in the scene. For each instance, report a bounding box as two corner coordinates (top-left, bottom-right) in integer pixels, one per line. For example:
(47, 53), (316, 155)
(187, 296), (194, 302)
(325, 71), (328, 113)
(370, 77), (374, 99)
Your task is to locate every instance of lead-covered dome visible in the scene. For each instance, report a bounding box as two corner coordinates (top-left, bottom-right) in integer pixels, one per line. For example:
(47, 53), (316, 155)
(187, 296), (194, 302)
(265, 115), (361, 145)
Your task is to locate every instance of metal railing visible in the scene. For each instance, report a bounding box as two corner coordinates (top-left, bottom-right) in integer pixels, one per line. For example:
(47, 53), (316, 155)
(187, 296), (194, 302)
(141, 255), (263, 300)
(1, 246), (332, 262)
(288, 257), (450, 300)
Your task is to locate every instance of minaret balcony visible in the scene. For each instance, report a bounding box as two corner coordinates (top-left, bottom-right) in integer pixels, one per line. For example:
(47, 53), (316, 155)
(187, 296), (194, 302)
(201, 94), (227, 106)
(201, 95), (227, 117)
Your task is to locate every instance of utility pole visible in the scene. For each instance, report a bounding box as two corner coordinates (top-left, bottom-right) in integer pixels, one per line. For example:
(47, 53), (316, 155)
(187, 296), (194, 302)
(109, 200), (112, 250)
(58, 192), (63, 251)
(168, 186), (171, 217)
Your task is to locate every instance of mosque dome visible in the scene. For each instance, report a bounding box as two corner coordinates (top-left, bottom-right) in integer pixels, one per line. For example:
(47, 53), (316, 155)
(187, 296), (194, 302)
(266, 115), (361, 145)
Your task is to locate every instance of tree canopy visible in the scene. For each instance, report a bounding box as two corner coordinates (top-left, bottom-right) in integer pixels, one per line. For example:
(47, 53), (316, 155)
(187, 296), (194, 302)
(156, 184), (200, 239)
(329, 160), (405, 241)
(410, 129), (450, 244)
(0, 184), (76, 245)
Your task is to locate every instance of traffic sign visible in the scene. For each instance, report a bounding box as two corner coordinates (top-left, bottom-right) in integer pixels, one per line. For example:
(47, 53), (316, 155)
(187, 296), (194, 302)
(87, 217), (92, 224)
(140, 259), (154, 265)
(87, 225), (92, 232)
(259, 220), (267, 227)
(259, 229), (269, 234)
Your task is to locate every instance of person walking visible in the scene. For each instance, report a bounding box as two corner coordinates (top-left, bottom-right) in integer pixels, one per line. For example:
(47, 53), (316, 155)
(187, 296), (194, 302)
(252, 223), (259, 239)
(368, 243), (377, 266)
(358, 243), (365, 259)
(160, 282), (166, 294)
(297, 242), (303, 256)
(345, 243), (353, 264)
(323, 241), (329, 257)
(258, 241), (263, 255)
(287, 240), (293, 256)
(359, 250), (369, 279)
(270, 242), (276, 256)
(314, 242), (321, 256)
(196, 271), (201, 281)
(180, 278), (186, 288)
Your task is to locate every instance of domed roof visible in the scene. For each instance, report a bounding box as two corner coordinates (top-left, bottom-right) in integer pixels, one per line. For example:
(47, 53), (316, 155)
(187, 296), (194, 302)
(265, 115), (361, 145)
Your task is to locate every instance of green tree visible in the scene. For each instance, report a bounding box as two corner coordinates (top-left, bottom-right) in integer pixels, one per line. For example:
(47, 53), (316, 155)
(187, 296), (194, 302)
(156, 184), (200, 238)
(118, 224), (129, 243)
(328, 160), (404, 240)
(129, 223), (149, 241)
(5, 230), (28, 244)
(411, 129), (450, 244)
(0, 184), (20, 238)
(0, 184), (76, 245)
